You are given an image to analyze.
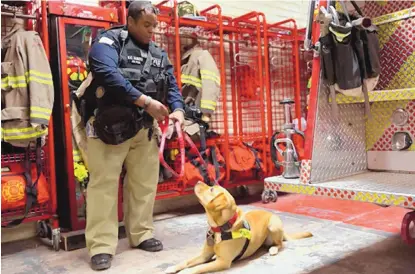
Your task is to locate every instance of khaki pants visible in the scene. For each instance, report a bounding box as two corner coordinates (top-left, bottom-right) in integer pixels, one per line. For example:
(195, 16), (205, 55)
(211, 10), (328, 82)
(85, 127), (159, 257)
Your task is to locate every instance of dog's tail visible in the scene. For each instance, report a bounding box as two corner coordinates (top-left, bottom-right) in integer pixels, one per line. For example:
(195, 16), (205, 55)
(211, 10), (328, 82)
(283, 231), (313, 241)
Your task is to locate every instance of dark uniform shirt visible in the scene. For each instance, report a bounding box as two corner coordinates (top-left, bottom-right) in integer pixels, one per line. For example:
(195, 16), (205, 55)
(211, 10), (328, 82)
(88, 29), (184, 112)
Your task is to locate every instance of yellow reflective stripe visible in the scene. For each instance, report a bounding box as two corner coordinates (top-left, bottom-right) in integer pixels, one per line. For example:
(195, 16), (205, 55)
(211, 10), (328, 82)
(2, 76), (27, 89)
(2, 127), (39, 133)
(30, 106), (52, 122)
(200, 74), (221, 85)
(31, 106), (52, 115)
(181, 74), (202, 83)
(200, 99), (217, 111)
(200, 70), (220, 84)
(3, 131), (47, 140)
(2, 76), (26, 81)
(181, 78), (202, 88)
(2, 82), (27, 89)
(27, 76), (53, 85)
(329, 27), (350, 42)
(200, 104), (215, 111)
(25, 70), (53, 79)
(201, 99), (217, 107)
(2, 128), (48, 140)
(30, 113), (51, 120)
(1, 73), (53, 88)
(200, 70), (218, 77)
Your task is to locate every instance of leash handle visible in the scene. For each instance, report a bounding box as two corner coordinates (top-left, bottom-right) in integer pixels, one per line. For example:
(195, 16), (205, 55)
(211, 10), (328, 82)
(159, 117), (185, 178)
(158, 117), (211, 183)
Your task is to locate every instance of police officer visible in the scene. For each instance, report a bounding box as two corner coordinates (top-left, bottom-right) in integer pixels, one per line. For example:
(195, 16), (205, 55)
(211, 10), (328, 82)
(84, 1), (184, 270)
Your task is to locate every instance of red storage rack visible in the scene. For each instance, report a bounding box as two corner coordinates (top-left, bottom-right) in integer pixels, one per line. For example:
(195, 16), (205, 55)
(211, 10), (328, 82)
(266, 19), (309, 175)
(1, 0), (59, 250)
(144, 1), (309, 197)
(153, 2), (266, 195)
(150, 2), (308, 194)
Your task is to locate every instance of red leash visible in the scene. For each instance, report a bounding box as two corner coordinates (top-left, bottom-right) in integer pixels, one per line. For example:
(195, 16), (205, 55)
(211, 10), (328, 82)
(159, 117), (218, 185)
(158, 117), (185, 178)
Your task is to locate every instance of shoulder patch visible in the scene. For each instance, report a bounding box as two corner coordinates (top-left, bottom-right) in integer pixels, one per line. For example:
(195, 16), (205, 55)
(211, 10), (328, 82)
(98, 37), (114, 46)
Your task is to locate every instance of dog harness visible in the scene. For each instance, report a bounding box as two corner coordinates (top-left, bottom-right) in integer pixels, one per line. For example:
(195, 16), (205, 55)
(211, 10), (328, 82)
(206, 212), (252, 262)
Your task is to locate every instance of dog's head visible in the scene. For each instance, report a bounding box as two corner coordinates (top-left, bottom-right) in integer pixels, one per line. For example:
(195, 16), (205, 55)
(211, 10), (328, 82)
(194, 181), (238, 226)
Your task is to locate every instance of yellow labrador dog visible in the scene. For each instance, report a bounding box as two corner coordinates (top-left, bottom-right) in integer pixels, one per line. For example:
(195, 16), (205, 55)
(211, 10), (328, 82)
(165, 181), (313, 274)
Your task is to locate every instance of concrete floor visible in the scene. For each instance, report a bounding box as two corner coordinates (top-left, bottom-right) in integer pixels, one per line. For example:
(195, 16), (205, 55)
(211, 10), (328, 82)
(1, 195), (415, 274)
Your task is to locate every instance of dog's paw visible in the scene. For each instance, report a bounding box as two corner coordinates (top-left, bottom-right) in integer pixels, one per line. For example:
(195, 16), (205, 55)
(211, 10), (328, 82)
(165, 266), (178, 274)
(178, 269), (194, 274)
(269, 246), (279, 256)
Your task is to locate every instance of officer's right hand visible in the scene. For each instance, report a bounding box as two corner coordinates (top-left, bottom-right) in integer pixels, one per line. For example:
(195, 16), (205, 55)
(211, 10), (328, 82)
(146, 100), (169, 122)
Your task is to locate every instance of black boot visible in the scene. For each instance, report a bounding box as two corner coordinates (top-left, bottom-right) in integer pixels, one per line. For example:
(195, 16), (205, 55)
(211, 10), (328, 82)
(137, 238), (163, 252)
(91, 253), (112, 271)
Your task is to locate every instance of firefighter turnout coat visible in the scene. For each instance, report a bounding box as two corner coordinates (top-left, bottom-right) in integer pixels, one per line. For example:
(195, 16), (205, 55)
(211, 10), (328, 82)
(1, 19), (54, 147)
(181, 46), (220, 115)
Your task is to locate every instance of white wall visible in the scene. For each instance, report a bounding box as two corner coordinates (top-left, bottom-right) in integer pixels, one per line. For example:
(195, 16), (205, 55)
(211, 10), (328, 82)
(63, 0), (310, 28)
(192, 0), (310, 28)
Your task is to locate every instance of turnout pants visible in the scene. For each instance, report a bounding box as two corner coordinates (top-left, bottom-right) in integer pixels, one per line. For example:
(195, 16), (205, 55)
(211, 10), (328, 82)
(85, 127), (159, 257)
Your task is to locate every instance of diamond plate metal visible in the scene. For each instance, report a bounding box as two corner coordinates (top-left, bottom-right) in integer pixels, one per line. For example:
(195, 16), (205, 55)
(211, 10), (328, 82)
(335, 88), (415, 104)
(376, 15), (415, 90)
(360, 1), (415, 19)
(366, 100), (415, 151)
(310, 82), (367, 183)
(318, 171), (415, 196)
(264, 172), (415, 209)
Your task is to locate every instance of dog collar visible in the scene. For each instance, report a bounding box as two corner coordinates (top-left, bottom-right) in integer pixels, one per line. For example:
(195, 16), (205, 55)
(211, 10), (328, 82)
(211, 212), (238, 233)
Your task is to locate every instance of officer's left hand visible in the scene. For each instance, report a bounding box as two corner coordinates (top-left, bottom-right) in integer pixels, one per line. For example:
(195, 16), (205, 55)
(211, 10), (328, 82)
(169, 110), (185, 128)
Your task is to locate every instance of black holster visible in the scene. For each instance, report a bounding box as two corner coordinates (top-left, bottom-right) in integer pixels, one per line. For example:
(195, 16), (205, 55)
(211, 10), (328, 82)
(142, 112), (154, 129)
(94, 105), (143, 145)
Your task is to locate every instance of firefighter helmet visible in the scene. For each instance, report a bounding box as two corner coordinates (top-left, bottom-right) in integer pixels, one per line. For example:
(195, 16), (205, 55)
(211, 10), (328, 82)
(66, 54), (88, 90)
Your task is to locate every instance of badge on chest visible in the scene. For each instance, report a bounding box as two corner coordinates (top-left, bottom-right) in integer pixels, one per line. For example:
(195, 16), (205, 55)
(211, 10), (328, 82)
(151, 58), (162, 67)
(127, 55), (144, 65)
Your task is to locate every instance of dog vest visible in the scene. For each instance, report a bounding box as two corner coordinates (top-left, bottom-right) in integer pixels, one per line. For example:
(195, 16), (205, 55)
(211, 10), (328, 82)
(206, 212), (252, 262)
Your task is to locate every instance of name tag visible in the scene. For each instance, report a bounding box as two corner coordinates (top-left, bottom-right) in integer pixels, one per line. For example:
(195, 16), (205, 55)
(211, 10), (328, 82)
(127, 55), (143, 65)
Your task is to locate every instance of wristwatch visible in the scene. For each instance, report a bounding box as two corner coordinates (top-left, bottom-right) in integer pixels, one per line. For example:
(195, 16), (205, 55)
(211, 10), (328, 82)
(143, 95), (152, 109)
